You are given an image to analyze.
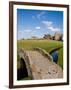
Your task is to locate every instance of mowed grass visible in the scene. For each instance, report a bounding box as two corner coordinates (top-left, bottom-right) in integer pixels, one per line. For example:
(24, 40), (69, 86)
(58, 48), (63, 69)
(17, 39), (63, 69)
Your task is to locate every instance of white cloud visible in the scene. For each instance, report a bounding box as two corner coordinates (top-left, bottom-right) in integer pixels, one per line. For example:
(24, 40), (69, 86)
(37, 12), (45, 19)
(18, 29), (40, 39)
(17, 29), (32, 39)
(32, 11), (46, 20)
(42, 21), (53, 27)
(42, 20), (60, 32)
(24, 29), (32, 33)
(35, 26), (41, 30)
(48, 26), (60, 31)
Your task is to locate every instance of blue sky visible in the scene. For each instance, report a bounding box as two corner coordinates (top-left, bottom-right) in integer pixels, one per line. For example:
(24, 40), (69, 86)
(17, 9), (63, 40)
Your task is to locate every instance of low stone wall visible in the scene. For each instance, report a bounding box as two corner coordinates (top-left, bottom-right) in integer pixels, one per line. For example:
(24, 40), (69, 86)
(33, 47), (53, 62)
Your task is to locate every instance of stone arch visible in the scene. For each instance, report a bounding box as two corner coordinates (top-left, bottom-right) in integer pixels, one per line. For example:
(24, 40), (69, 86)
(17, 57), (28, 80)
(18, 50), (33, 80)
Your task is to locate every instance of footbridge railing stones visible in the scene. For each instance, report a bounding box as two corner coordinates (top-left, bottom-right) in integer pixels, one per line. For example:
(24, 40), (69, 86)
(33, 47), (53, 62)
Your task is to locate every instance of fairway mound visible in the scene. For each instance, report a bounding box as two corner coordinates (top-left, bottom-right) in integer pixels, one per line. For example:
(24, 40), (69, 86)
(49, 46), (63, 54)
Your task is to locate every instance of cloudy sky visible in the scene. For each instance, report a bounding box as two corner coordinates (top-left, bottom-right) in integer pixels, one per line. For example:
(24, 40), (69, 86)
(17, 9), (63, 40)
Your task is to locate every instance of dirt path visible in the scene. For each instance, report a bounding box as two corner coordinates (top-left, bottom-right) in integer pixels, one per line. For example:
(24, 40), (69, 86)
(25, 50), (63, 80)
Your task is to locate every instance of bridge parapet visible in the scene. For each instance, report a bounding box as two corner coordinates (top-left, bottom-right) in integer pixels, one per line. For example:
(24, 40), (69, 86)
(33, 47), (53, 62)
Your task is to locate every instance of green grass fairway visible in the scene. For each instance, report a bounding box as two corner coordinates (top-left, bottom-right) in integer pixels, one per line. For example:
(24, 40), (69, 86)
(17, 39), (63, 69)
(57, 48), (63, 69)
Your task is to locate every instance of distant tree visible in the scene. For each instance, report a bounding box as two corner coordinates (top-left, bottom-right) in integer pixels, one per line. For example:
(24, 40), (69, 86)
(51, 36), (55, 40)
(22, 38), (24, 40)
(43, 34), (51, 40)
(31, 36), (38, 39)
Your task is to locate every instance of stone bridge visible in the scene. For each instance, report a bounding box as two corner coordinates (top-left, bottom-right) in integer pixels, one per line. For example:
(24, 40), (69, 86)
(18, 48), (63, 80)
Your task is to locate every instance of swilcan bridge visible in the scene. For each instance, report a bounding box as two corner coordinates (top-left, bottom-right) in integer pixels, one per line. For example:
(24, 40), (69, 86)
(18, 48), (63, 80)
